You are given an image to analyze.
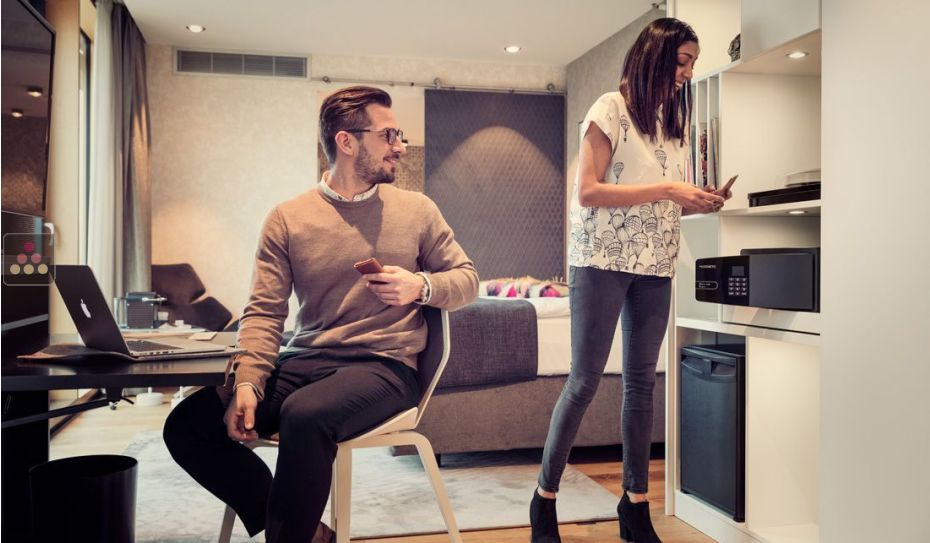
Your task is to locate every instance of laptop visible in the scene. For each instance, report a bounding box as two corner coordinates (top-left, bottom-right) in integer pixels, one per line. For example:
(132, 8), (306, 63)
(54, 264), (238, 360)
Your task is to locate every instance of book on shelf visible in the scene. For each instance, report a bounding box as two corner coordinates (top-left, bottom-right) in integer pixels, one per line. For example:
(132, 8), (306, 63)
(708, 117), (719, 189)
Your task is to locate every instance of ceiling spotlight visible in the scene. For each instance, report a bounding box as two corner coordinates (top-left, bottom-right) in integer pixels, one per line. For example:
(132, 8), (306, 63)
(186, 24), (206, 33)
(11, 109), (24, 118)
(786, 51), (809, 60)
(787, 210), (808, 215)
(504, 45), (522, 54)
(26, 86), (43, 98)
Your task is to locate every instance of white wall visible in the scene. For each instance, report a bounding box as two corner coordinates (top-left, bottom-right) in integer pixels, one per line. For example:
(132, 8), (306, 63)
(673, 0), (740, 77)
(147, 46), (565, 324)
(820, 1), (930, 541)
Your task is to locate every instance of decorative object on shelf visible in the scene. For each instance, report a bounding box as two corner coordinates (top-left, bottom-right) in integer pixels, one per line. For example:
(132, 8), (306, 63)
(728, 34), (741, 61)
(785, 168), (821, 187)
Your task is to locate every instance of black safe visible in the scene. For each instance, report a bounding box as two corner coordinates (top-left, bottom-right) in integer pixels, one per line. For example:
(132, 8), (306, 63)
(695, 248), (820, 312)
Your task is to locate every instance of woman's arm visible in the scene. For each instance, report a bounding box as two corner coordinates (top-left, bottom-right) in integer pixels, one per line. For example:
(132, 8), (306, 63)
(576, 124), (723, 212)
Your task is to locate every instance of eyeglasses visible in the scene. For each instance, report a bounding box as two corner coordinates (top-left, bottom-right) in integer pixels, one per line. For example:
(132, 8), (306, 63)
(344, 127), (405, 145)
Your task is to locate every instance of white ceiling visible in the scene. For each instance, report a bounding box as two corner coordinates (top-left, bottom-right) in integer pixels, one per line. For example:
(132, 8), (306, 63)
(122, 0), (657, 66)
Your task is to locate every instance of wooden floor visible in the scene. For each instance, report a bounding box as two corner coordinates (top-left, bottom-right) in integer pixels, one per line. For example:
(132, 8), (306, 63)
(51, 389), (713, 543)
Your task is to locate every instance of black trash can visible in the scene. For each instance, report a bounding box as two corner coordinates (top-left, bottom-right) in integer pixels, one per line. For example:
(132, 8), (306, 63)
(29, 454), (138, 543)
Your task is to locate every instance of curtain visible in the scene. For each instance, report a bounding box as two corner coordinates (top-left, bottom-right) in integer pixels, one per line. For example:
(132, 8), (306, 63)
(112, 2), (152, 294)
(88, 0), (151, 303)
(88, 0), (118, 302)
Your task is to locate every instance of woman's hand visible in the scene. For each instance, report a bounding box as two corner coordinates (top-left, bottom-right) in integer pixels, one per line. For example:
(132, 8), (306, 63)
(667, 182), (725, 213)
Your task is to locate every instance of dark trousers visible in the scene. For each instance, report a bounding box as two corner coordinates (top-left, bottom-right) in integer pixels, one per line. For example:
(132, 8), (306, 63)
(539, 266), (671, 494)
(163, 353), (419, 543)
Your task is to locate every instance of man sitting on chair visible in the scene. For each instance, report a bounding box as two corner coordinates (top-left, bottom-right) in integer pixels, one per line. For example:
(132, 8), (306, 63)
(164, 86), (478, 543)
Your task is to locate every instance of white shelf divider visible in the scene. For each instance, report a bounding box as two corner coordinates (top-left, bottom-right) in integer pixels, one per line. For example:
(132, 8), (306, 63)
(676, 317), (820, 347)
(721, 199), (821, 217)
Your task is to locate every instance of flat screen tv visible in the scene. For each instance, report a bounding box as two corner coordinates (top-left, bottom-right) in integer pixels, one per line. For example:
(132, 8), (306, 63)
(1, 0), (55, 218)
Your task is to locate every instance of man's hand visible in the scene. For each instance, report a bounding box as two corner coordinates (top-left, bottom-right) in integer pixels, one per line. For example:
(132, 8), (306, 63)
(223, 385), (259, 442)
(364, 265), (424, 306)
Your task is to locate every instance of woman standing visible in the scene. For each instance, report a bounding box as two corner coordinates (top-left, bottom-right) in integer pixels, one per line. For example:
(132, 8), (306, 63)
(530, 18), (729, 543)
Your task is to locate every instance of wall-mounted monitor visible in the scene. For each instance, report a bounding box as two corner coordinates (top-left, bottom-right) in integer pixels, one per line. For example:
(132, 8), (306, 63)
(1, 0), (55, 218)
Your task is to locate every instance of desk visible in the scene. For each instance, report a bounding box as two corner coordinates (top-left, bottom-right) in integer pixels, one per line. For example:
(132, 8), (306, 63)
(1, 332), (232, 542)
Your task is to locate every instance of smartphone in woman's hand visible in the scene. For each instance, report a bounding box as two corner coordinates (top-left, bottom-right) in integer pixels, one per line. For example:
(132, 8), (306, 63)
(721, 174), (738, 194)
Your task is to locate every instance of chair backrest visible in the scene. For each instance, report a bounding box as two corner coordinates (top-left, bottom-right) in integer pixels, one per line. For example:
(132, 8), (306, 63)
(414, 306), (451, 426)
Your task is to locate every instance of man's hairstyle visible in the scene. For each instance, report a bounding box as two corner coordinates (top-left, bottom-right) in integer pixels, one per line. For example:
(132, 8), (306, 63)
(619, 18), (698, 146)
(319, 86), (392, 165)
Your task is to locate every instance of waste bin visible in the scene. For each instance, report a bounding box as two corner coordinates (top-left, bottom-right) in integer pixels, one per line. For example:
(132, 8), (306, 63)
(30, 454), (137, 543)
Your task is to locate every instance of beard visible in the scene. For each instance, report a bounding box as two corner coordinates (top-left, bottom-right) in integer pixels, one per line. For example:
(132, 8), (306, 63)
(354, 145), (396, 185)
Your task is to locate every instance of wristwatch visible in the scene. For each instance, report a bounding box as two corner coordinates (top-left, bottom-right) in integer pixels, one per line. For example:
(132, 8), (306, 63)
(415, 271), (432, 304)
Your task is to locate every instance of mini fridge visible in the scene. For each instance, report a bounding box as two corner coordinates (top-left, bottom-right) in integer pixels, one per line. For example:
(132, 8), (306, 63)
(679, 343), (745, 521)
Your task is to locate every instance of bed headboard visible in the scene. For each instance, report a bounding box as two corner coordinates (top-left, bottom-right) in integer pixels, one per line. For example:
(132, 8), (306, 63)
(424, 89), (565, 280)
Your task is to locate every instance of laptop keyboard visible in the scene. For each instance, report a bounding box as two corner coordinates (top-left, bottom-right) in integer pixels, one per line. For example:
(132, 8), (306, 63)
(126, 339), (183, 352)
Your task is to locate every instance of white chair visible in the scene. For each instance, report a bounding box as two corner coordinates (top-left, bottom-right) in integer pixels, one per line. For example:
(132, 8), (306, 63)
(219, 306), (462, 543)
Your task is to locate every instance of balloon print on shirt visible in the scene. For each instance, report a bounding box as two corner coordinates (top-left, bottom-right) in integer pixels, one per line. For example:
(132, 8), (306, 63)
(619, 115), (631, 142)
(655, 148), (668, 176)
(612, 162), (624, 182)
(584, 208), (603, 253)
(640, 204), (658, 236)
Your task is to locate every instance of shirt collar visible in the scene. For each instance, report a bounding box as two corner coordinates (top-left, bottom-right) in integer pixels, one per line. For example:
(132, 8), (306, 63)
(318, 171), (378, 202)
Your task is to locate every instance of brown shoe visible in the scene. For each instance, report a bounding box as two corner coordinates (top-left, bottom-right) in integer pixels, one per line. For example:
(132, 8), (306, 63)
(312, 521), (335, 543)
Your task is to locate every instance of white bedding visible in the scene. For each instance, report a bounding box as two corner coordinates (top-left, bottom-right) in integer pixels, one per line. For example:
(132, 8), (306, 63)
(478, 296), (665, 376)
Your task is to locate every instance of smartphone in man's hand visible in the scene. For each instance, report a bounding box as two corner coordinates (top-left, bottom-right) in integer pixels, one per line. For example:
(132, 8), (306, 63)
(354, 257), (386, 283)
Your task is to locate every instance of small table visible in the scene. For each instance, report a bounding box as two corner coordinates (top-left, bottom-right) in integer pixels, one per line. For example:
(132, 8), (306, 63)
(1, 332), (233, 541)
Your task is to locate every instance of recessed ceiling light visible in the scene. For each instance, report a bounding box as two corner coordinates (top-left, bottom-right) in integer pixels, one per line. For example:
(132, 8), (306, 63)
(26, 86), (43, 98)
(186, 24), (206, 33)
(504, 45), (522, 54)
(787, 210), (807, 215)
(786, 51), (808, 60)
(11, 109), (24, 118)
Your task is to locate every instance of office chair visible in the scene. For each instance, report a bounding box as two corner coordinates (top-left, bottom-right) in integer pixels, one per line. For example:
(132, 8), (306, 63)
(151, 263), (234, 331)
(218, 306), (462, 543)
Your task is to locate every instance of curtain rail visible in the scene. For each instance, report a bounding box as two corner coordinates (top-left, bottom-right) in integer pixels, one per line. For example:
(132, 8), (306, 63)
(311, 75), (565, 96)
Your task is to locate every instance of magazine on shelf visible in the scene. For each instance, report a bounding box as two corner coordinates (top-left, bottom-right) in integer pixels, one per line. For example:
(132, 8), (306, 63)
(708, 117), (719, 189)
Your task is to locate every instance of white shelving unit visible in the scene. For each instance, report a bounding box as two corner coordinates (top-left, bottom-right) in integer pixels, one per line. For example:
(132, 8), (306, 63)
(666, 2), (823, 542)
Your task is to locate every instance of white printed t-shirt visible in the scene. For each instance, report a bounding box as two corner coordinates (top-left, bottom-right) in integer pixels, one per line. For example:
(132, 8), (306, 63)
(568, 92), (688, 278)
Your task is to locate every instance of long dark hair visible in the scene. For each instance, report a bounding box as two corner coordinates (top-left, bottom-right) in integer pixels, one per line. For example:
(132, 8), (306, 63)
(619, 18), (698, 146)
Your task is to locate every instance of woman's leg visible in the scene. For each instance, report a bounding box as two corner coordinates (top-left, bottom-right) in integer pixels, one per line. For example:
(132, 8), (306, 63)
(538, 266), (633, 493)
(619, 274), (671, 495)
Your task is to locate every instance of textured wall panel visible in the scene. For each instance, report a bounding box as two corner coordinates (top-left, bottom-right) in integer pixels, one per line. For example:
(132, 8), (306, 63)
(425, 90), (565, 280)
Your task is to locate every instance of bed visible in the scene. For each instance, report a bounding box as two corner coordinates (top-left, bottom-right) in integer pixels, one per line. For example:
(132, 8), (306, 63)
(407, 295), (666, 455)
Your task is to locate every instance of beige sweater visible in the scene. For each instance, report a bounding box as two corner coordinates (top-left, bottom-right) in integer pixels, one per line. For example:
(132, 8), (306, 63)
(232, 184), (479, 396)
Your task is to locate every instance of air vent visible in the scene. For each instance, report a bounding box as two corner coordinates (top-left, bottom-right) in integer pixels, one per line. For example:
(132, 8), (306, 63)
(175, 49), (308, 79)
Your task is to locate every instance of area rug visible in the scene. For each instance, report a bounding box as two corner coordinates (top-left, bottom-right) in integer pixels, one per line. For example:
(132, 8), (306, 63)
(125, 430), (618, 542)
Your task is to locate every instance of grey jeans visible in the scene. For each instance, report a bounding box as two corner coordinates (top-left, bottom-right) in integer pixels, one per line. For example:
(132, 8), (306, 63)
(538, 266), (671, 494)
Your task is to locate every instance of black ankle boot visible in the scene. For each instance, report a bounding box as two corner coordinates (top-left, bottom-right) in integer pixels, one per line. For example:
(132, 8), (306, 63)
(529, 489), (562, 543)
(617, 491), (662, 542)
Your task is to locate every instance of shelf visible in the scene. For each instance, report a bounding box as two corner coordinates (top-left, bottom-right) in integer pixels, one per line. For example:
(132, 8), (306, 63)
(673, 491), (761, 543)
(753, 523), (819, 543)
(721, 199), (820, 217)
(730, 31), (821, 77)
(681, 200), (820, 221)
(675, 317), (820, 346)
